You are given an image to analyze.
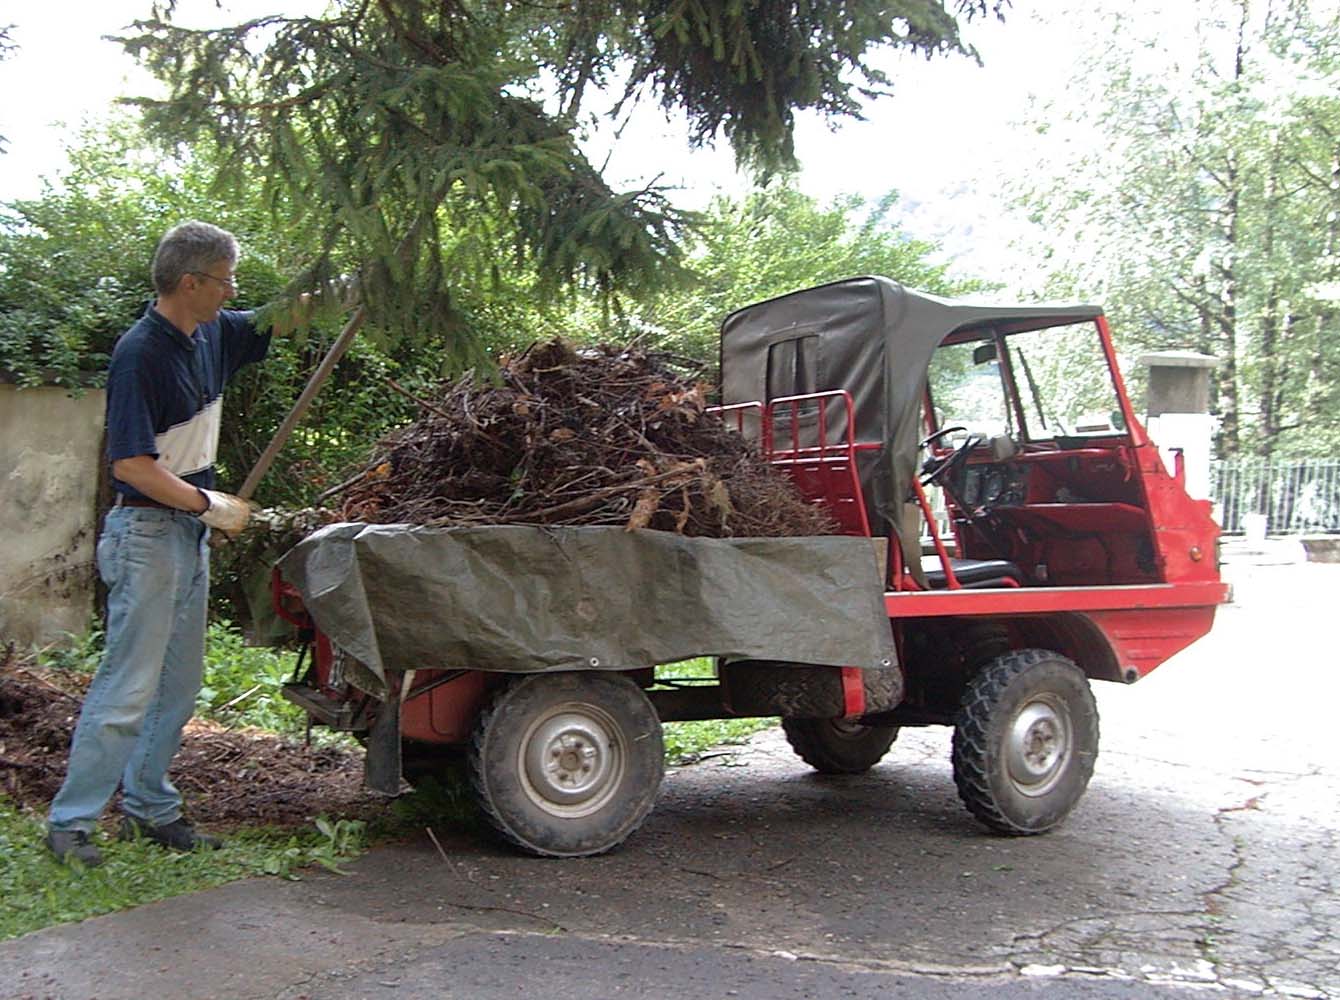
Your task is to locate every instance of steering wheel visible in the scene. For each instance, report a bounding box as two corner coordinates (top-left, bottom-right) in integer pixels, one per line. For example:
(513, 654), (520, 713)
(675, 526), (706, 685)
(917, 425), (978, 487)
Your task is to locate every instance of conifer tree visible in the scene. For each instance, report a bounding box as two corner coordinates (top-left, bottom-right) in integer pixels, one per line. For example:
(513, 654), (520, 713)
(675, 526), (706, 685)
(118, 1), (1002, 356)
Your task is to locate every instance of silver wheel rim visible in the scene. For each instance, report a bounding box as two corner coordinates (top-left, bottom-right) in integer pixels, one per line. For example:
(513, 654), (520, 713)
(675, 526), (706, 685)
(518, 702), (625, 819)
(1004, 694), (1072, 797)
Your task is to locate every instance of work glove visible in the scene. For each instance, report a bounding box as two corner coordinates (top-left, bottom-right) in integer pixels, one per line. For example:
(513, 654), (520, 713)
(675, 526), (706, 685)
(196, 489), (251, 537)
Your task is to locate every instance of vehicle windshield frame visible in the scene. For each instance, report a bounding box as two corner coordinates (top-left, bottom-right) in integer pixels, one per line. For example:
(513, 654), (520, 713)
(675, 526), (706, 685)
(925, 318), (1135, 448)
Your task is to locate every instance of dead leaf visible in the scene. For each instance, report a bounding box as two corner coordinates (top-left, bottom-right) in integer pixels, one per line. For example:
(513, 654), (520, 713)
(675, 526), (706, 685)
(703, 473), (734, 529)
(625, 488), (660, 531)
(549, 427), (576, 443)
(673, 485), (691, 533)
(655, 385), (706, 416)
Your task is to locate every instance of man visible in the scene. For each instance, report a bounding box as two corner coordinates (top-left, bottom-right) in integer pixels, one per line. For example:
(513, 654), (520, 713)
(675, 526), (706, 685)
(45, 221), (269, 866)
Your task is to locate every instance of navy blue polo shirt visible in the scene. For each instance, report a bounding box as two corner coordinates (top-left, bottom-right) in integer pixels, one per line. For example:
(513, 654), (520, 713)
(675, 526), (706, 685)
(106, 305), (272, 500)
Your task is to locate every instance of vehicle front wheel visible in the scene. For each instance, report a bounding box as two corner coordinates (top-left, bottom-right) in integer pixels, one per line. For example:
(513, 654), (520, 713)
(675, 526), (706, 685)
(468, 672), (664, 857)
(781, 717), (899, 774)
(952, 649), (1099, 835)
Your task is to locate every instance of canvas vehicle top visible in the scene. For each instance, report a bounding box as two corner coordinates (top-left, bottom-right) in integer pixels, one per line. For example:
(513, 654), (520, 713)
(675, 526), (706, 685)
(719, 276), (1224, 616)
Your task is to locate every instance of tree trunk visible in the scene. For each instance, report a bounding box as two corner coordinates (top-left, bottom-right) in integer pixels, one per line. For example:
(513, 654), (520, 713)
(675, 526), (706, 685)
(1213, 4), (1252, 459)
(1306, 149), (1340, 424)
(1257, 138), (1283, 458)
(1214, 159), (1241, 458)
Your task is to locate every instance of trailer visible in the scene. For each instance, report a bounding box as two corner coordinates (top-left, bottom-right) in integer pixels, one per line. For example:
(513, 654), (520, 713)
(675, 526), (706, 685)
(275, 276), (1227, 856)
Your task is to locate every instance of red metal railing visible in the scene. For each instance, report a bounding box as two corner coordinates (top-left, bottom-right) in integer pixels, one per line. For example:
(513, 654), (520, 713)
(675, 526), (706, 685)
(765, 391), (873, 538)
(711, 391), (1004, 591)
(711, 391), (875, 546)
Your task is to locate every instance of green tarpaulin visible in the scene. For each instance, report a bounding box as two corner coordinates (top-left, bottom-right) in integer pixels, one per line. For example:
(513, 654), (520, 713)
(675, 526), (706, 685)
(278, 523), (896, 693)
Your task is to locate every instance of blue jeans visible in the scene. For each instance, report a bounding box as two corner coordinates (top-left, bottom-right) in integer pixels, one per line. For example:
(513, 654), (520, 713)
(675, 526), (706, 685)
(48, 507), (210, 833)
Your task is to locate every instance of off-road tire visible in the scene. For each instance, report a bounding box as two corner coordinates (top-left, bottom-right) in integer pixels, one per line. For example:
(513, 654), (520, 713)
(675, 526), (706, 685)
(468, 672), (664, 858)
(782, 717), (900, 774)
(952, 649), (1099, 836)
(722, 661), (844, 718)
(862, 667), (903, 712)
(722, 662), (902, 718)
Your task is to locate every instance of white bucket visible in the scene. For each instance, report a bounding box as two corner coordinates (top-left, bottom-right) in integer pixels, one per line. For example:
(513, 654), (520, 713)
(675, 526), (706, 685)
(1242, 512), (1267, 545)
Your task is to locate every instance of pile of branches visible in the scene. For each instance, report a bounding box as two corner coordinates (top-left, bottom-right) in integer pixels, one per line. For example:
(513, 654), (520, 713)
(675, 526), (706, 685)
(337, 340), (835, 537)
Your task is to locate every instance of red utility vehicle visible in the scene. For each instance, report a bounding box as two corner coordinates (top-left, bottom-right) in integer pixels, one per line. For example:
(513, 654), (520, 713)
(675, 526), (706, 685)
(276, 276), (1227, 857)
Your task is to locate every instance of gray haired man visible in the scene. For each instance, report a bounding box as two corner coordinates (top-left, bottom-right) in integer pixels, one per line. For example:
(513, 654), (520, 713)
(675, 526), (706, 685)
(46, 221), (272, 866)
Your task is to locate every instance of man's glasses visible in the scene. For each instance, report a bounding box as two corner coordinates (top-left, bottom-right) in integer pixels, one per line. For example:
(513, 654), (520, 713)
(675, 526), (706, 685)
(191, 271), (237, 293)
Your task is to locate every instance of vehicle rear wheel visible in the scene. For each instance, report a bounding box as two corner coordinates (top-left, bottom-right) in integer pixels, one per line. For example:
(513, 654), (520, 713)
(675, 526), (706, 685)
(468, 672), (664, 857)
(952, 649), (1099, 835)
(782, 717), (899, 774)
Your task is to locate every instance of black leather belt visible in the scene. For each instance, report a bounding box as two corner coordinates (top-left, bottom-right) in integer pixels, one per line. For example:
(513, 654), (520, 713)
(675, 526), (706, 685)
(114, 495), (173, 509)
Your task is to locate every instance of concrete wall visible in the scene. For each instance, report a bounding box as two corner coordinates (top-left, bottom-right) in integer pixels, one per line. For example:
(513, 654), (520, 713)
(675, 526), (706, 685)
(0, 383), (106, 650)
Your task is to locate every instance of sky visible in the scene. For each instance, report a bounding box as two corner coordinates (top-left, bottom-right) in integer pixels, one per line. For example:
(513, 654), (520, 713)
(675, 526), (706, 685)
(0, 2), (1094, 281)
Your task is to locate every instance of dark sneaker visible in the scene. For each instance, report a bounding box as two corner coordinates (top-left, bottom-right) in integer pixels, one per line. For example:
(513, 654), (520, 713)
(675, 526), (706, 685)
(119, 815), (222, 852)
(45, 829), (104, 868)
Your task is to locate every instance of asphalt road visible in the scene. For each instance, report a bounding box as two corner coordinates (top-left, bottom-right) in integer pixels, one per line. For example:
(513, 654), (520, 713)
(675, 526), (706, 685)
(3, 542), (1336, 999)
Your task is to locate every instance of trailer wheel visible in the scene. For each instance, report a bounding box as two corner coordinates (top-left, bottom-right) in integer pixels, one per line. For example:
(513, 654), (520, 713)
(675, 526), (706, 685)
(468, 673), (664, 857)
(952, 649), (1099, 836)
(782, 718), (899, 774)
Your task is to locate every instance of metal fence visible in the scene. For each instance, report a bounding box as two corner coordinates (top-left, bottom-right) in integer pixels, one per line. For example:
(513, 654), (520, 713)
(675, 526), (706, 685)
(1210, 458), (1340, 535)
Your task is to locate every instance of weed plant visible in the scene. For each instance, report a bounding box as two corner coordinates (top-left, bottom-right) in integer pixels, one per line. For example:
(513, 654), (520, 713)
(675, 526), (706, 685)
(39, 621), (311, 734)
(191, 622), (308, 732)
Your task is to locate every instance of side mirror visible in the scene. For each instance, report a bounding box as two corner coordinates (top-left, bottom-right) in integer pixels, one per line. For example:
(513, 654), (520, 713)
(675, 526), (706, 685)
(972, 342), (998, 365)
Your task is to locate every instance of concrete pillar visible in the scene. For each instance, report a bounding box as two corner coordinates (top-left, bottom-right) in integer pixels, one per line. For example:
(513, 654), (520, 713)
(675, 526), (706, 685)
(1139, 351), (1218, 502)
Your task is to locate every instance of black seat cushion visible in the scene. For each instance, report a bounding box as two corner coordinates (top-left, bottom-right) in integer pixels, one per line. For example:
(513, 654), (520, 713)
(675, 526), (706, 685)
(922, 557), (1024, 589)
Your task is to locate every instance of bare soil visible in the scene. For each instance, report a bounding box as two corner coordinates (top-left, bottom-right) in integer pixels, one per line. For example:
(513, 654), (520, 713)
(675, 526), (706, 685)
(0, 657), (381, 830)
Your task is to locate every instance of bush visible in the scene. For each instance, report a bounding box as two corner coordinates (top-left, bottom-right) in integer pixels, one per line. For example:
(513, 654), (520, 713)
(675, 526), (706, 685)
(38, 621), (308, 735)
(194, 622), (307, 733)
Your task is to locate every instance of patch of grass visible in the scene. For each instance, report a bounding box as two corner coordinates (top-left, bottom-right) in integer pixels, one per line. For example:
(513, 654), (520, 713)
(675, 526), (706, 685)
(662, 718), (774, 763)
(386, 763), (481, 834)
(0, 798), (366, 942)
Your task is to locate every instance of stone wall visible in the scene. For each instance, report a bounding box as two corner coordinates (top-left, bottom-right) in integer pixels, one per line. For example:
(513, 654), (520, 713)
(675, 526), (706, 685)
(0, 383), (105, 650)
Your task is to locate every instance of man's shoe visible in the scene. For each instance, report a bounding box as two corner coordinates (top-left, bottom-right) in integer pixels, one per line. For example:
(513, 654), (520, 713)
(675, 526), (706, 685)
(119, 815), (222, 851)
(45, 829), (104, 868)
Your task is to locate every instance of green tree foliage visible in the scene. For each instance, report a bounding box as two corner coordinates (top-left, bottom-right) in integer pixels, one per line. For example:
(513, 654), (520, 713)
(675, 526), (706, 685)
(1015, 0), (1340, 458)
(0, 121), (226, 388)
(0, 119), (416, 504)
(115, 0), (1003, 361)
(622, 184), (980, 370)
(547, 0), (1005, 171)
